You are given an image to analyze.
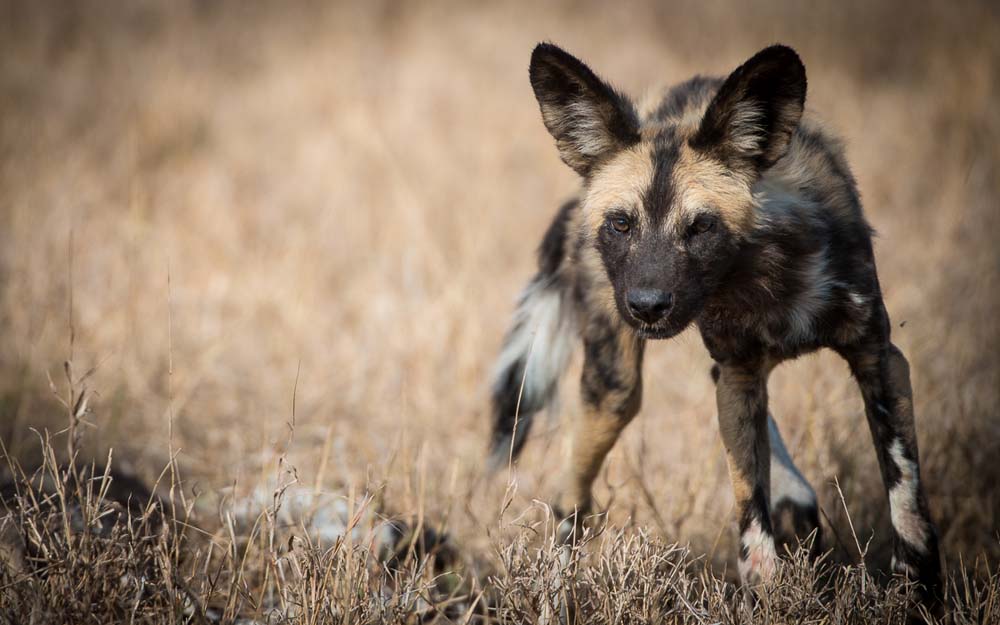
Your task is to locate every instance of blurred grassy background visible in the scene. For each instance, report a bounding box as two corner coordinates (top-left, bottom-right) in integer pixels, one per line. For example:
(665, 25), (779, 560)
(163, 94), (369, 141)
(1, 0), (998, 578)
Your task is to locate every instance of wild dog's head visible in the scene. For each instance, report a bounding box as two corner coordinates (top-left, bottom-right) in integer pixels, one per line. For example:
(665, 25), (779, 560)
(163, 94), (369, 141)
(529, 43), (806, 338)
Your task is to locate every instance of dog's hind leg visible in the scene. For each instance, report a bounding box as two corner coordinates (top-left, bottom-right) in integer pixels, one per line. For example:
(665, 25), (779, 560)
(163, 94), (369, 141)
(557, 315), (643, 543)
(767, 416), (822, 557)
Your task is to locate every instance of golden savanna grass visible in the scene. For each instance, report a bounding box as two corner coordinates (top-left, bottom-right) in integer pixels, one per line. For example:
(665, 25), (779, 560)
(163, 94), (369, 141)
(1, 1), (998, 622)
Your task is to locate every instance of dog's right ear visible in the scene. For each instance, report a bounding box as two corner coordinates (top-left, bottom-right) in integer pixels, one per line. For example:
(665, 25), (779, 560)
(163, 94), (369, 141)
(690, 45), (806, 173)
(529, 43), (640, 177)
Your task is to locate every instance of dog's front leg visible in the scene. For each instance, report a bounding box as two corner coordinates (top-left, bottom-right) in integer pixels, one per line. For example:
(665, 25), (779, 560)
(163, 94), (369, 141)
(715, 360), (776, 587)
(839, 335), (942, 605)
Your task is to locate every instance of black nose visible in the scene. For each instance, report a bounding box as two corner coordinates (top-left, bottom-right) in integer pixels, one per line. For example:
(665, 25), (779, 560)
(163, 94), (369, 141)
(626, 288), (673, 324)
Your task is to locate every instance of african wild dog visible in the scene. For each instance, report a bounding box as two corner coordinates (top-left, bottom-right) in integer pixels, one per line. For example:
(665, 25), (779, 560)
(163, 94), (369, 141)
(488, 43), (942, 600)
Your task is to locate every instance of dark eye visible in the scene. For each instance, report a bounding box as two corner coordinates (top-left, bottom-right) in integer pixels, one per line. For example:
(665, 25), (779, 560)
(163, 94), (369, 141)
(689, 214), (716, 236)
(608, 215), (631, 234)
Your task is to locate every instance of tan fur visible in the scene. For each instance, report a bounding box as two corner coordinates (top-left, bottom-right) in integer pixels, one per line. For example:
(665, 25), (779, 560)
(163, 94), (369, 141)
(574, 244), (619, 320)
(672, 145), (756, 237)
(573, 145), (657, 322)
(563, 323), (643, 516)
(580, 145), (655, 233)
(636, 87), (669, 124)
(565, 402), (636, 511)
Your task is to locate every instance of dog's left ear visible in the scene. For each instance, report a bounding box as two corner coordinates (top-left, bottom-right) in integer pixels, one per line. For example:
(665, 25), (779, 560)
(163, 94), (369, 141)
(691, 45), (806, 172)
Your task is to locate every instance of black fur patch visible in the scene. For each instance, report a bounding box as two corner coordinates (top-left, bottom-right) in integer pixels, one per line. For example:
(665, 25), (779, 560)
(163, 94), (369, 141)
(581, 318), (634, 407)
(738, 486), (774, 538)
(893, 527), (942, 603)
(490, 352), (539, 460)
(537, 198), (577, 276)
(642, 130), (682, 224)
(771, 499), (822, 558)
(652, 76), (723, 121)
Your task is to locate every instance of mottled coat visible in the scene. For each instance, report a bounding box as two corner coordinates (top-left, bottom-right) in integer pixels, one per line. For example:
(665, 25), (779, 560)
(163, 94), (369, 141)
(489, 44), (941, 603)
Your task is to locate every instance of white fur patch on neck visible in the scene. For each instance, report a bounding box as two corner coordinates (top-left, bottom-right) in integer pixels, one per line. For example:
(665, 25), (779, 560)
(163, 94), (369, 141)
(888, 438), (930, 554)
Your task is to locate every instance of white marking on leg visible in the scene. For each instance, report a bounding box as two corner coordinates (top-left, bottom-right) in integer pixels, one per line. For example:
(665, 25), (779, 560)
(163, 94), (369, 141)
(738, 517), (778, 585)
(888, 438), (929, 553)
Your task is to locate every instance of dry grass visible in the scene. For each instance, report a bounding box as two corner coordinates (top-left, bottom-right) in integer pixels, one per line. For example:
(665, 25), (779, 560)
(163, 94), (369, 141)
(1, 1), (999, 622)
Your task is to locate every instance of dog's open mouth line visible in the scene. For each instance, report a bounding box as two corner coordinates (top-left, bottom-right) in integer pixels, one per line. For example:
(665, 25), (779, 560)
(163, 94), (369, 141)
(637, 325), (675, 339)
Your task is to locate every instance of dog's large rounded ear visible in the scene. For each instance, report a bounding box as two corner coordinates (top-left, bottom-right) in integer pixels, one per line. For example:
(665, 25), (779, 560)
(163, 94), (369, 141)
(690, 45), (806, 172)
(529, 43), (640, 177)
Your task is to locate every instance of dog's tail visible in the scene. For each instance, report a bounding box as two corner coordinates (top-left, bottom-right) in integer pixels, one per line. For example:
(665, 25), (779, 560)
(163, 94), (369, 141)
(487, 200), (578, 472)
